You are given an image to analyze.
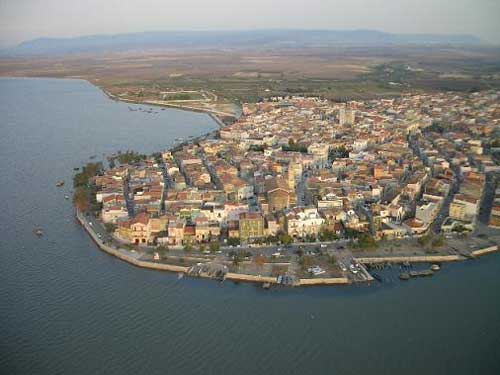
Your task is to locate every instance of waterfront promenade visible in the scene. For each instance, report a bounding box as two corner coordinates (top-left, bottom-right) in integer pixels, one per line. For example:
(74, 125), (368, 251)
(77, 210), (498, 287)
(77, 211), (351, 286)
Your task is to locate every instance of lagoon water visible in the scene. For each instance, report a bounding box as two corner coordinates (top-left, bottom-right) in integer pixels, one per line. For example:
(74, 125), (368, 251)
(1, 77), (499, 375)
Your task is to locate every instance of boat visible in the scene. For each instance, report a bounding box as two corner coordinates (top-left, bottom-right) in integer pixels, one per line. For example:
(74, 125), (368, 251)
(399, 272), (410, 280)
(73, 167), (79, 171)
(262, 282), (271, 289)
(431, 264), (441, 272)
(34, 228), (44, 236)
(56, 180), (65, 187)
(177, 273), (184, 279)
(64, 195), (69, 200)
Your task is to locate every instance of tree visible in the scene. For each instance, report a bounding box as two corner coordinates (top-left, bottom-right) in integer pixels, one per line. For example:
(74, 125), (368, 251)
(157, 245), (169, 255)
(209, 241), (220, 253)
(431, 235), (445, 248)
(114, 150), (147, 165)
(227, 237), (240, 247)
(232, 253), (242, 268)
(304, 234), (317, 243)
(73, 187), (90, 212)
(279, 233), (293, 246)
(104, 223), (116, 233)
(298, 255), (313, 270)
(318, 228), (338, 242)
(265, 235), (278, 244)
(73, 162), (103, 188)
(418, 234), (432, 247)
(356, 233), (377, 249)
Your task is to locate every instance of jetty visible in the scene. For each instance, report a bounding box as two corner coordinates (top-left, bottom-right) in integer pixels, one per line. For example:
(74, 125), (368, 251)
(409, 270), (434, 278)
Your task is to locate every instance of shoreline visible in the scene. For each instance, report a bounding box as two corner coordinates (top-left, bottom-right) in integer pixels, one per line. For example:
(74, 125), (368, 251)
(0, 76), (239, 128)
(76, 210), (498, 288)
(61, 76), (499, 288)
(76, 210), (351, 286)
(99, 86), (239, 127)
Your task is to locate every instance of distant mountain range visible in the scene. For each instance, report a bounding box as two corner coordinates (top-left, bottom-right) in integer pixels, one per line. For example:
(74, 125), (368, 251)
(2, 29), (483, 56)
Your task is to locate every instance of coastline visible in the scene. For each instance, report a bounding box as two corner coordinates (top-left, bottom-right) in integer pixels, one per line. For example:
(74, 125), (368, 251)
(0, 76), (238, 128)
(76, 210), (498, 287)
(76, 210), (351, 286)
(99, 86), (238, 127)
(61, 77), (499, 288)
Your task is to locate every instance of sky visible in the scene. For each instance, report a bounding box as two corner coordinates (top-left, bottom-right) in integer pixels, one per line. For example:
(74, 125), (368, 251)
(0, 0), (499, 47)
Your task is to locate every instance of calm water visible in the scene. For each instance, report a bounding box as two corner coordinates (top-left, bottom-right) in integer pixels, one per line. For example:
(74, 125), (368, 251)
(1, 77), (499, 375)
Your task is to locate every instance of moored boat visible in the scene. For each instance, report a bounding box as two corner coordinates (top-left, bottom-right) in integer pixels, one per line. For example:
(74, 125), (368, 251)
(431, 264), (441, 272)
(399, 272), (410, 280)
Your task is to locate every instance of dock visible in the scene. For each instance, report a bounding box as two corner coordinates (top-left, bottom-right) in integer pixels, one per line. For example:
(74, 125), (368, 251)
(409, 270), (434, 278)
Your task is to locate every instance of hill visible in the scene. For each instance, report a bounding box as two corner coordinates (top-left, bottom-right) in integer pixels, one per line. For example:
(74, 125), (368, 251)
(3, 29), (482, 56)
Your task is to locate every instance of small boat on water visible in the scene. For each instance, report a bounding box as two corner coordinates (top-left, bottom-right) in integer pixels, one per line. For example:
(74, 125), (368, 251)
(431, 264), (441, 272)
(56, 180), (65, 187)
(399, 272), (410, 280)
(177, 273), (184, 279)
(64, 195), (69, 200)
(34, 228), (44, 237)
(73, 167), (79, 171)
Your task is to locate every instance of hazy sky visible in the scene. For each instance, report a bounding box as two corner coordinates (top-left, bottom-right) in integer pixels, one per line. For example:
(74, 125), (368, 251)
(1, 0), (499, 47)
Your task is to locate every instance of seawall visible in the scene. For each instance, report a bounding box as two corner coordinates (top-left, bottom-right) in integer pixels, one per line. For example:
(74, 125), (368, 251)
(77, 211), (190, 273)
(355, 255), (465, 264)
(77, 211), (499, 287)
(299, 277), (351, 286)
(471, 245), (498, 257)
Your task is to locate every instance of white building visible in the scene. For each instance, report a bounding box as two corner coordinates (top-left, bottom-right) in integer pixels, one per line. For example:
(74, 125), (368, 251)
(286, 207), (325, 238)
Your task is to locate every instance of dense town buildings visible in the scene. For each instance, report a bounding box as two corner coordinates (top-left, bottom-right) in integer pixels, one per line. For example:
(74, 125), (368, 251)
(94, 90), (499, 247)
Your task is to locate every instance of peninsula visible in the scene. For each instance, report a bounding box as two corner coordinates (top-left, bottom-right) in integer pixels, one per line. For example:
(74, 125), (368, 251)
(74, 90), (500, 287)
